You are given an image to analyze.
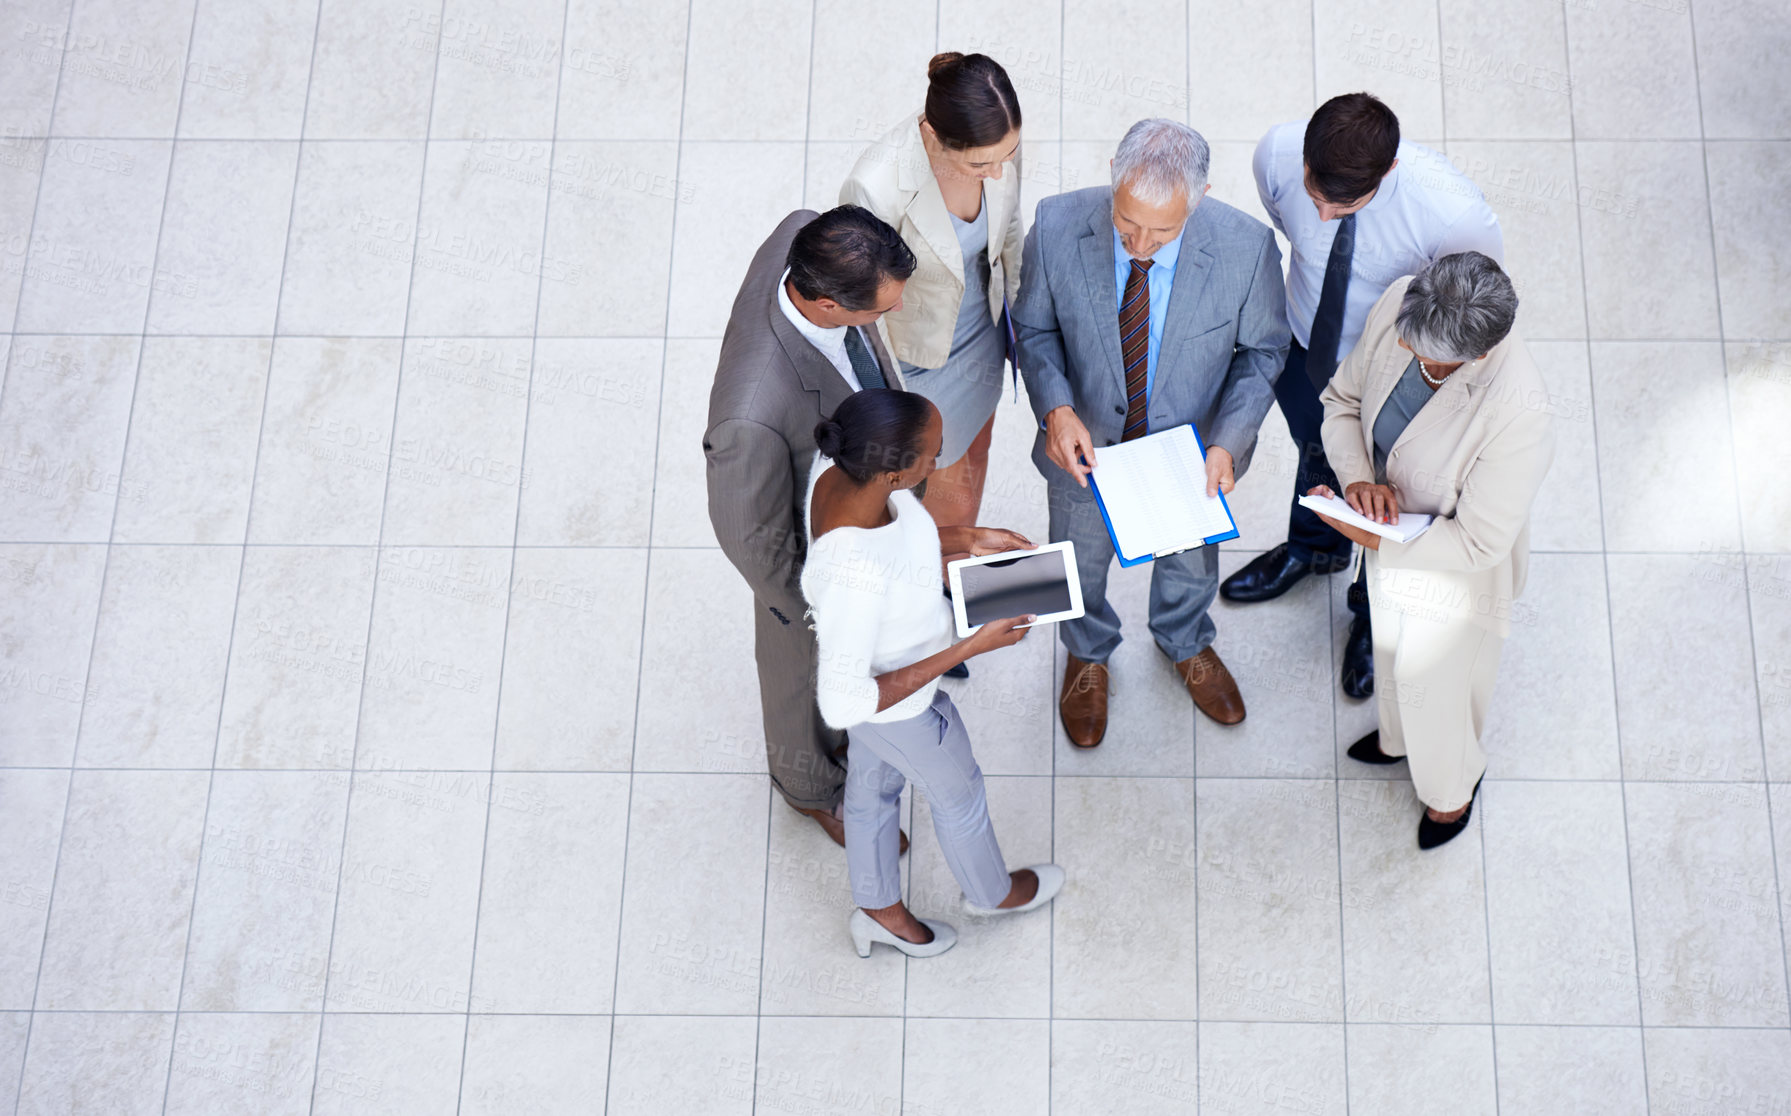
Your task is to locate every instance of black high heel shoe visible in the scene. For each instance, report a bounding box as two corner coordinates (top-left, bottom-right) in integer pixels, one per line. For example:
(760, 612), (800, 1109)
(1346, 730), (1404, 765)
(1417, 775), (1484, 850)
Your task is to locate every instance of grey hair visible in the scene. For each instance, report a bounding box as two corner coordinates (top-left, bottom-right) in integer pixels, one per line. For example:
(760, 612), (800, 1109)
(1396, 252), (1519, 363)
(1111, 118), (1210, 207)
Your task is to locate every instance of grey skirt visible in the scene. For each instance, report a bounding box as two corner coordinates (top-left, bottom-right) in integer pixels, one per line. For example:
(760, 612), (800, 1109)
(901, 346), (1006, 466)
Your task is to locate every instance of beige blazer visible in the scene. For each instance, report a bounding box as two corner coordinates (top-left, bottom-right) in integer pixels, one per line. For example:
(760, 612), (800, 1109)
(1320, 276), (1555, 637)
(839, 113), (1023, 370)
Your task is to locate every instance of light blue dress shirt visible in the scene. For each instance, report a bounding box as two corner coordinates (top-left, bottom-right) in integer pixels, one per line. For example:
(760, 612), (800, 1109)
(1111, 225), (1184, 405)
(1253, 121), (1504, 365)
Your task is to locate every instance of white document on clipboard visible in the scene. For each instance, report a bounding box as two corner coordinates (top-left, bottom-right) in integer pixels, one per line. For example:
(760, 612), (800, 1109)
(1087, 425), (1239, 565)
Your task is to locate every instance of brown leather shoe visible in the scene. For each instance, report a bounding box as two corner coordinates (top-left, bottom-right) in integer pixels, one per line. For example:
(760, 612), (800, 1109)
(1060, 655), (1110, 749)
(1176, 647), (1246, 725)
(792, 805), (907, 855)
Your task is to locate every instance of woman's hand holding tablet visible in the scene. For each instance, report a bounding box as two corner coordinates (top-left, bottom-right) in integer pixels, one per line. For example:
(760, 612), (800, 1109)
(946, 541), (1086, 639)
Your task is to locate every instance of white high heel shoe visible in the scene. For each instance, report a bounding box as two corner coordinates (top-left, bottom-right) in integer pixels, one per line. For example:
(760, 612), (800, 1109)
(848, 909), (957, 959)
(963, 864), (1066, 916)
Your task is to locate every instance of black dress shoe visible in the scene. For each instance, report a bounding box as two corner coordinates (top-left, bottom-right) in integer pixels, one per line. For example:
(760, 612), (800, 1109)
(1340, 616), (1374, 699)
(944, 661), (969, 680)
(1346, 730), (1403, 765)
(1417, 776), (1484, 850)
(1222, 543), (1349, 603)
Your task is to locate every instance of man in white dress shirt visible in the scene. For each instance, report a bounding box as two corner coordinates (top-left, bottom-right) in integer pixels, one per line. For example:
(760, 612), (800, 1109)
(1220, 93), (1503, 699)
(705, 206), (915, 849)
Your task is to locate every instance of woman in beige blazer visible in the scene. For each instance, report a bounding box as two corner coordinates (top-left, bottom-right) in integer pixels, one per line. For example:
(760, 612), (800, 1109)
(840, 52), (1024, 530)
(1314, 252), (1554, 849)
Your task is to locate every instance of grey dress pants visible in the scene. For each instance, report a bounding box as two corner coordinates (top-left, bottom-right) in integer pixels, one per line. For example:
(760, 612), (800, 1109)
(753, 598), (847, 811)
(843, 689), (1011, 910)
(1046, 469), (1220, 665)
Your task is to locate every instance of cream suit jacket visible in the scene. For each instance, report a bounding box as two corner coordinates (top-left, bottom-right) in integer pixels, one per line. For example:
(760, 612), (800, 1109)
(1320, 276), (1555, 638)
(839, 114), (1023, 370)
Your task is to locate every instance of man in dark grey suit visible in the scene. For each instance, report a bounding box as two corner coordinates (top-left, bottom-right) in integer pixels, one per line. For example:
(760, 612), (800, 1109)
(704, 206), (916, 848)
(1014, 119), (1289, 748)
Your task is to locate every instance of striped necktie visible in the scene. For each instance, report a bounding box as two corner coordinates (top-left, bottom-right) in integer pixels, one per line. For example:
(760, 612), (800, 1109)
(1120, 258), (1153, 441)
(844, 326), (887, 391)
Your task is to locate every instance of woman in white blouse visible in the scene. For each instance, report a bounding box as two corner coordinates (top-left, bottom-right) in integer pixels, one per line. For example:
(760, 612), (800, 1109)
(804, 389), (1064, 957)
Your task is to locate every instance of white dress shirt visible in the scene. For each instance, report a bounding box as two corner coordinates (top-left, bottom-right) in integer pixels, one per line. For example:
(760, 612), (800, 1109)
(1254, 121), (1504, 363)
(777, 267), (869, 392)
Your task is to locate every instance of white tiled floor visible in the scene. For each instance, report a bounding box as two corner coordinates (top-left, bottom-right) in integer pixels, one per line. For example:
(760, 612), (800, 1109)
(0, 0), (1787, 1112)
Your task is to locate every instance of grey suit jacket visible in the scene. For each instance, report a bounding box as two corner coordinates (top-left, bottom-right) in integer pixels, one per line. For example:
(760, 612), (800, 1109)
(704, 210), (902, 622)
(1012, 187), (1290, 479)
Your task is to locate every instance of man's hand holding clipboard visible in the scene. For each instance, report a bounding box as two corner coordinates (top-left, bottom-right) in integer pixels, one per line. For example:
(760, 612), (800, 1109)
(1045, 404), (1236, 499)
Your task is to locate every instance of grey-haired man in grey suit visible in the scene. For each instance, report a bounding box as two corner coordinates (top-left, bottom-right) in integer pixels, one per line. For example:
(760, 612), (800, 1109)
(1014, 118), (1290, 748)
(704, 206), (916, 849)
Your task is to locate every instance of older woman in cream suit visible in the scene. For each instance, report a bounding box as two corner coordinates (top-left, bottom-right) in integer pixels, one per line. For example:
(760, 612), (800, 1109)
(840, 52), (1024, 530)
(1313, 252), (1554, 849)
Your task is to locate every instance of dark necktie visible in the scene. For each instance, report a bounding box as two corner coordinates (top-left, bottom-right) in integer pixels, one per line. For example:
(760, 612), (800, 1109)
(1119, 258), (1153, 441)
(844, 326), (887, 391)
(1304, 212), (1355, 390)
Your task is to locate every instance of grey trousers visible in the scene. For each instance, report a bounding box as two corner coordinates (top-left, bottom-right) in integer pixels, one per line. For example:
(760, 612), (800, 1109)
(753, 598), (848, 812)
(843, 689), (1011, 910)
(1046, 470), (1220, 665)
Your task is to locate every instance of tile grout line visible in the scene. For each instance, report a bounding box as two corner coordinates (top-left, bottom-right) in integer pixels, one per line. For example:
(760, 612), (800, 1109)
(1182, 5), (1201, 1109)
(8, 1007), (1791, 1028)
(601, 0), (695, 1107)
(156, 0), (322, 1110)
(1476, 786), (1503, 1100)
(754, 0), (822, 1107)
(896, 0), (931, 1103)
(20, 332), (1791, 341)
(450, 0), (578, 1110)
(303, 3), (451, 1111)
(15, 332), (1791, 341)
(7, 1), (79, 1110)
(1309, 0), (1354, 1109)
(1329, 580), (1352, 1091)
(5, 132), (1780, 143)
(1684, 0), (1791, 1027)
(1560, 3), (1654, 1103)
(3, 765), (1785, 786)
(6, 540), (1786, 558)
(904, 1), (945, 1106)
(22, 0), (200, 1097)
(0, 32), (73, 419)
(1430, 2), (1505, 1108)
(1046, 4), (1064, 1108)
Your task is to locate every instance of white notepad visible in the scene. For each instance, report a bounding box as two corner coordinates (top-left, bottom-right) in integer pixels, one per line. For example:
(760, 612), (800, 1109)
(1088, 426), (1238, 564)
(1297, 493), (1434, 543)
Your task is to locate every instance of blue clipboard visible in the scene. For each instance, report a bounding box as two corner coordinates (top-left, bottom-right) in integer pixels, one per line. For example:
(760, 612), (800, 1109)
(1001, 295), (1021, 401)
(1085, 423), (1240, 567)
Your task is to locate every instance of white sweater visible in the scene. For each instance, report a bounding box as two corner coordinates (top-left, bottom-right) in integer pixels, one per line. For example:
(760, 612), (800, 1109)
(801, 455), (955, 729)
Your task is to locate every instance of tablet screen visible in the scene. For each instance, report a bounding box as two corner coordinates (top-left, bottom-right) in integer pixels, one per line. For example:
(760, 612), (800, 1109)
(958, 549), (1074, 627)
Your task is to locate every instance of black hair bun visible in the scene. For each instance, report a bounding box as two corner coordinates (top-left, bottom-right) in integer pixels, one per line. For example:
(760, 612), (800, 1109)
(927, 51), (964, 79)
(814, 419), (845, 457)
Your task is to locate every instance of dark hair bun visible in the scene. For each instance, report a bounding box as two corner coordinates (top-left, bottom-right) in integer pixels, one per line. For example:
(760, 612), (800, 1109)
(816, 390), (934, 484)
(813, 418), (845, 458)
(927, 51), (963, 79)
(923, 52), (1021, 150)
